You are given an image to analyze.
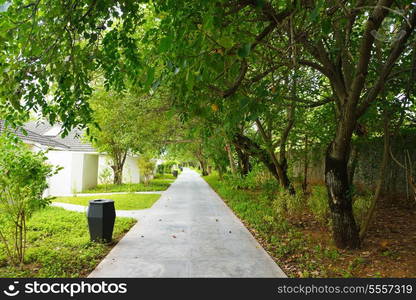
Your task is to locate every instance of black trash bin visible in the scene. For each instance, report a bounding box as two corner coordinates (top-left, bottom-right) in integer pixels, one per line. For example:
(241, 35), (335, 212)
(172, 170), (178, 178)
(87, 199), (116, 243)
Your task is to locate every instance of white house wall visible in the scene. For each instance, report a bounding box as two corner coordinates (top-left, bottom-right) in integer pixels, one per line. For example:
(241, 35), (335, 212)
(44, 151), (98, 196)
(70, 153), (84, 193)
(81, 154), (99, 191)
(45, 150), (74, 196)
(98, 155), (141, 184)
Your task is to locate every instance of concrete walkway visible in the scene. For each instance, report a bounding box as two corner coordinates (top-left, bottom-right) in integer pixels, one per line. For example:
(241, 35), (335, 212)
(87, 168), (286, 278)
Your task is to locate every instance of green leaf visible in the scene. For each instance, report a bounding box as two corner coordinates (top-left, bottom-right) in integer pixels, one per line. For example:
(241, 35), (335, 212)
(237, 43), (251, 58)
(218, 36), (233, 49)
(159, 35), (172, 53)
(145, 67), (155, 87)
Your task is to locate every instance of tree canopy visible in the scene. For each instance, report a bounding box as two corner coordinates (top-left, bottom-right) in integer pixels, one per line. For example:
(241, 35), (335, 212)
(1, 0), (416, 249)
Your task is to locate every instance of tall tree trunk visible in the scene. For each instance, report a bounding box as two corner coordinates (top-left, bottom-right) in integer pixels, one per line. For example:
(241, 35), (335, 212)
(325, 121), (361, 249)
(348, 144), (360, 187)
(236, 147), (251, 176)
(112, 166), (123, 185)
(232, 133), (280, 182)
(199, 159), (208, 176)
(225, 143), (237, 175)
(302, 135), (308, 194)
(255, 118), (295, 195)
(111, 150), (127, 185)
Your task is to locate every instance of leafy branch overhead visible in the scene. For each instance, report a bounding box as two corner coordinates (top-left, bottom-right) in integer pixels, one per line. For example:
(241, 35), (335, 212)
(1, 0), (416, 251)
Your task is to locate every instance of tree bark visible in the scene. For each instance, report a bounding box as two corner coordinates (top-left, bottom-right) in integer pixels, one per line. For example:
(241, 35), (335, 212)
(255, 118), (295, 194)
(302, 135), (308, 194)
(225, 143), (237, 175)
(236, 147), (251, 176)
(199, 159), (208, 176)
(112, 164), (123, 185)
(232, 133), (280, 182)
(325, 138), (361, 249)
(111, 150), (127, 185)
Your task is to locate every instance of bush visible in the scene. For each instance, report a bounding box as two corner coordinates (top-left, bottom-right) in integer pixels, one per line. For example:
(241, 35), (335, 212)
(224, 164), (275, 191)
(138, 157), (156, 185)
(0, 134), (58, 265)
(353, 195), (373, 227)
(308, 185), (330, 226)
(98, 168), (112, 191)
(273, 189), (304, 219)
(156, 160), (178, 175)
(156, 164), (166, 175)
(260, 178), (279, 201)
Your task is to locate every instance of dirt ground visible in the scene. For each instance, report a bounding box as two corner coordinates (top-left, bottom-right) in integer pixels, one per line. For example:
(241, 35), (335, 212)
(286, 200), (416, 277)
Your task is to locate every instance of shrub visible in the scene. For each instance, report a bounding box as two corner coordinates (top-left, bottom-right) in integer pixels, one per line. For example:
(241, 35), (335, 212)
(156, 161), (178, 175)
(353, 195), (373, 227)
(273, 189), (304, 219)
(308, 185), (330, 226)
(138, 156), (156, 185)
(260, 178), (279, 201)
(156, 164), (166, 175)
(0, 134), (58, 265)
(98, 168), (112, 191)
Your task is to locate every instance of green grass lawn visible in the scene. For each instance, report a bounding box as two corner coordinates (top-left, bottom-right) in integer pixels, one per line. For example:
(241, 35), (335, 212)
(54, 193), (160, 210)
(0, 206), (135, 277)
(84, 179), (173, 193)
(154, 173), (176, 180)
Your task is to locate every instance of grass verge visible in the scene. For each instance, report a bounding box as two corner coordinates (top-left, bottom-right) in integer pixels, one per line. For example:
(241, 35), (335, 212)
(54, 193), (160, 210)
(83, 179), (172, 193)
(0, 206), (135, 277)
(154, 173), (176, 180)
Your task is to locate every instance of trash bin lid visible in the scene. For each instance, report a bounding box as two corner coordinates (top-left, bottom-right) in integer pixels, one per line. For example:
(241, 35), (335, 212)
(89, 199), (114, 205)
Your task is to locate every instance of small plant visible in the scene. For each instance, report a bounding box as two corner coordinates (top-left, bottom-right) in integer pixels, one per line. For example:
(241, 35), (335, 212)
(308, 185), (330, 226)
(0, 134), (58, 266)
(353, 195), (373, 227)
(323, 248), (340, 260)
(273, 189), (304, 219)
(98, 168), (113, 192)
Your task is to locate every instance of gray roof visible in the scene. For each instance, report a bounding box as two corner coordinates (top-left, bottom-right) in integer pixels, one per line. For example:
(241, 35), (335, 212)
(0, 120), (97, 152)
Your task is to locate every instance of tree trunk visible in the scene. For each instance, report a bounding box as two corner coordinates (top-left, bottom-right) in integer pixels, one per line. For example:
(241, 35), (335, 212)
(348, 144), (360, 187)
(225, 143), (237, 175)
(111, 151), (127, 185)
(199, 159), (208, 176)
(325, 141), (361, 249)
(302, 135), (308, 194)
(236, 147), (251, 176)
(112, 164), (123, 185)
(232, 133), (280, 182)
(255, 119), (295, 195)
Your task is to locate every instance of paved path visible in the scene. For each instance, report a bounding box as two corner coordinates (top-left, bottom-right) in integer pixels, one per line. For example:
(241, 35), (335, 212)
(87, 168), (285, 277)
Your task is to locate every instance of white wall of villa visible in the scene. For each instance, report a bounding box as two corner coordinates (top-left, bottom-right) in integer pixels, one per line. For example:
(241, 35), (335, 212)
(45, 151), (99, 196)
(98, 155), (141, 184)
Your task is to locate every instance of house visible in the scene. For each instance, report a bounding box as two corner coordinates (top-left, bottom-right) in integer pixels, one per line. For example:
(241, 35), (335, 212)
(0, 120), (141, 196)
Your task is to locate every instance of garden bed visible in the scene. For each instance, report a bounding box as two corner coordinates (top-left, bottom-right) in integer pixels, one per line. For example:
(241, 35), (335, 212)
(54, 193), (160, 210)
(0, 207), (136, 277)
